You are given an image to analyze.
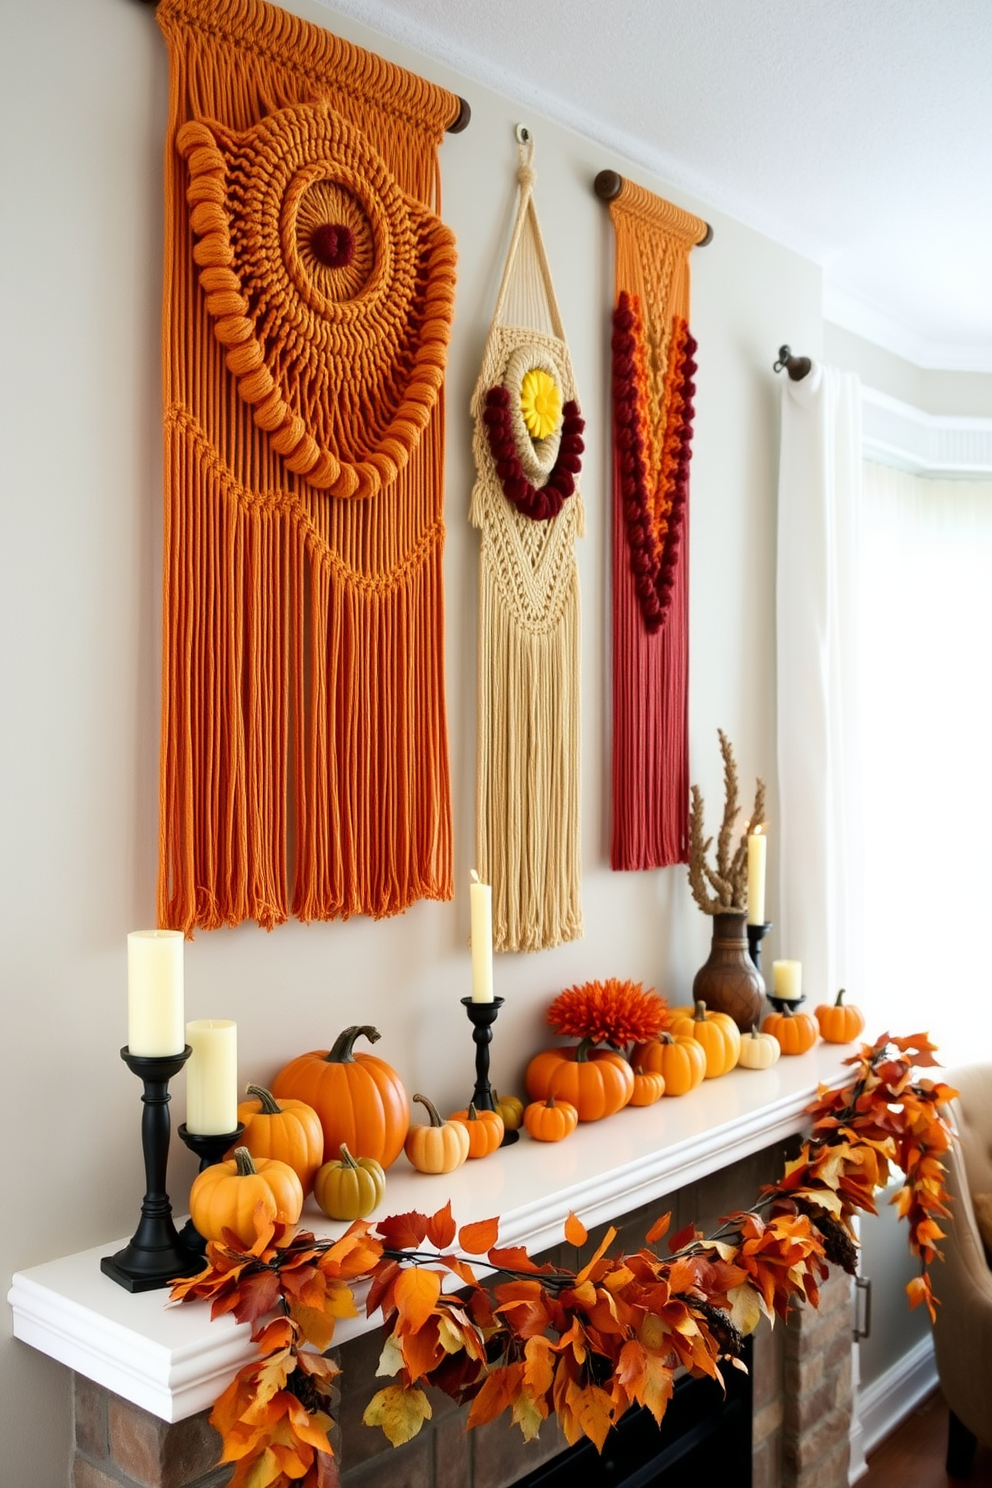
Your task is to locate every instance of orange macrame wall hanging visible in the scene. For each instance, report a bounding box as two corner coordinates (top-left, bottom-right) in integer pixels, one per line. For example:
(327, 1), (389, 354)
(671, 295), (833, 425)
(606, 181), (708, 871)
(156, 0), (460, 933)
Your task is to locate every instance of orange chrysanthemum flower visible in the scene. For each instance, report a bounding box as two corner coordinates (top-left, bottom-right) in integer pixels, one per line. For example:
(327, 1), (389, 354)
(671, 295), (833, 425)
(546, 978), (669, 1047)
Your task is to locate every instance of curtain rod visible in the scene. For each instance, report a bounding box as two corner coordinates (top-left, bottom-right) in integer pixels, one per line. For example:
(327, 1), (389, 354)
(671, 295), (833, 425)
(593, 170), (714, 246)
(129, 0), (472, 132)
(774, 345), (812, 381)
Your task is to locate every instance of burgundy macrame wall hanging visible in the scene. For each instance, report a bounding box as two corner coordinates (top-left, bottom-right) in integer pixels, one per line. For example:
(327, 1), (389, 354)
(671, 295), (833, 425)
(605, 179), (708, 871)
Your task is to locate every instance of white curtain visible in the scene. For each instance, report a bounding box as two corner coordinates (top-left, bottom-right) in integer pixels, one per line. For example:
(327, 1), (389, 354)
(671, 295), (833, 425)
(860, 461), (992, 1058)
(776, 364), (864, 1010)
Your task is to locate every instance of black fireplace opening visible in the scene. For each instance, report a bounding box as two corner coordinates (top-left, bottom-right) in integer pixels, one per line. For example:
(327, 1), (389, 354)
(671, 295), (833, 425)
(509, 1337), (753, 1488)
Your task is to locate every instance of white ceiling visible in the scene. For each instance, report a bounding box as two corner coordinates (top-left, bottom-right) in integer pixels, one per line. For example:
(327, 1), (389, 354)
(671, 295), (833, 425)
(319, 0), (992, 373)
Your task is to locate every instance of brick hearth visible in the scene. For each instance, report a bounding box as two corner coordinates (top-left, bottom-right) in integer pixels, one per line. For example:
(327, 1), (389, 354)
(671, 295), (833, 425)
(68, 1141), (854, 1488)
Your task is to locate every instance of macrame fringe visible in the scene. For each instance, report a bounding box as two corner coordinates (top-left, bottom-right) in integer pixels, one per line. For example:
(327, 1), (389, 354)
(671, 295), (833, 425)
(471, 139), (584, 952)
(607, 180), (707, 872)
(157, 0), (458, 932)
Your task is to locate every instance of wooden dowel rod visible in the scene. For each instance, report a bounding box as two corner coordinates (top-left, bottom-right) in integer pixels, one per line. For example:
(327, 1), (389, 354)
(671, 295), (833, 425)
(594, 169), (713, 246)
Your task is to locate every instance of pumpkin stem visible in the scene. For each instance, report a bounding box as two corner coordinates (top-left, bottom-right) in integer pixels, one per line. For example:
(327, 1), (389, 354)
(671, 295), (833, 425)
(835, 988), (847, 1007)
(245, 1084), (282, 1115)
(694, 1000), (707, 1020)
(749, 1025), (759, 1037)
(780, 1003), (795, 1017)
(575, 1037), (597, 1063)
(413, 1093), (444, 1127)
(659, 1031), (674, 1045)
(545, 1095), (557, 1109)
(327, 1025), (381, 1064)
(338, 1143), (359, 1170)
(234, 1147), (258, 1177)
(467, 1102), (480, 1121)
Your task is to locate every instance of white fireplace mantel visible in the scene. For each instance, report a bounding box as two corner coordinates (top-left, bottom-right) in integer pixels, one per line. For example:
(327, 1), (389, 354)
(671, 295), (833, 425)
(8, 1043), (852, 1424)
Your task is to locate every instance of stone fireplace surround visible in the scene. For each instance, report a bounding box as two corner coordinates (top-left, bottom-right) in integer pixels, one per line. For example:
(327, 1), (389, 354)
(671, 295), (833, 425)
(10, 1045), (856, 1488)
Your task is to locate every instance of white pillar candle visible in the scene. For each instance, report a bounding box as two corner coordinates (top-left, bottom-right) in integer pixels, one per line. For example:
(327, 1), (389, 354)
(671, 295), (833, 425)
(747, 830), (767, 926)
(185, 1020), (238, 1135)
(469, 870), (494, 1003)
(127, 929), (185, 1056)
(772, 960), (802, 1001)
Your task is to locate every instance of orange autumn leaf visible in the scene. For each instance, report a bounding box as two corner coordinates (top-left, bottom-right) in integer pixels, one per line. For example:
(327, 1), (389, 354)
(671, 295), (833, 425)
(645, 1213), (672, 1245)
(564, 1211), (588, 1247)
(394, 1266), (443, 1333)
(467, 1363), (524, 1429)
(427, 1201), (457, 1252)
(459, 1216), (500, 1253)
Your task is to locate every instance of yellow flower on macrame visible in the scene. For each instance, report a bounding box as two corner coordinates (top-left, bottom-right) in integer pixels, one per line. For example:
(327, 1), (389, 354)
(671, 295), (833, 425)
(520, 367), (563, 441)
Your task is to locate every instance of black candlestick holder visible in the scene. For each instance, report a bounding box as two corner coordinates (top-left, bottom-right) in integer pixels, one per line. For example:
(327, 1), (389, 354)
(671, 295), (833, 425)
(176, 1121), (246, 1258)
(101, 1046), (203, 1292)
(746, 921), (772, 979)
(461, 996), (518, 1146)
(765, 994), (808, 1014)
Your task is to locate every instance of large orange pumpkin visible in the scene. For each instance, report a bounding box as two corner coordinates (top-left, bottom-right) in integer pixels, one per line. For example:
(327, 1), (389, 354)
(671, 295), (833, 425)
(272, 1025), (409, 1169)
(762, 1005), (819, 1055)
(235, 1084), (324, 1195)
(815, 988), (866, 1044)
(630, 1032), (706, 1097)
(670, 1001), (741, 1078)
(525, 1040), (635, 1121)
(189, 1147), (303, 1248)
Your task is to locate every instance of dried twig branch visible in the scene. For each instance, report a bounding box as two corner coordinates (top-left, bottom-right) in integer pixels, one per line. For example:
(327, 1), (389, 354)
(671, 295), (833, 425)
(688, 733), (766, 916)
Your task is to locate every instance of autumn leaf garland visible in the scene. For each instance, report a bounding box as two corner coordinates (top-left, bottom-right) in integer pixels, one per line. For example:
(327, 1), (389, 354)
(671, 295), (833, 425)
(171, 1032), (956, 1486)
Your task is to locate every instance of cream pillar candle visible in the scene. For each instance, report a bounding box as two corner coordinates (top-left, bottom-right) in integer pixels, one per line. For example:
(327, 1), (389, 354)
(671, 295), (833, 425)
(185, 1020), (238, 1135)
(127, 929), (185, 1056)
(772, 960), (802, 1001)
(469, 870), (494, 1003)
(747, 829), (767, 926)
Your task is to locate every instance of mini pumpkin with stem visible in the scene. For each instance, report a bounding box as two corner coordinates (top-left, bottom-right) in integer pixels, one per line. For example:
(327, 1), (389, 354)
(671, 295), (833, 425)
(189, 1147), (303, 1248)
(492, 1089), (524, 1131)
(815, 989), (866, 1044)
(630, 1031), (706, 1096)
(737, 1025), (781, 1070)
(235, 1084), (324, 1195)
(523, 1094), (579, 1142)
(670, 1001), (741, 1078)
(404, 1094), (470, 1174)
(314, 1145), (386, 1221)
(449, 1102), (505, 1158)
(763, 1004), (819, 1056)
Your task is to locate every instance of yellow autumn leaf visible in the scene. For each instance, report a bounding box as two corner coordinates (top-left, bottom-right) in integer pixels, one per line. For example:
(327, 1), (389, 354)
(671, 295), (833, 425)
(376, 1333), (404, 1378)
(363, 1384), (433, 1446)
(512, 1390), (547, 1442)
(727, 1283), (763, 1336)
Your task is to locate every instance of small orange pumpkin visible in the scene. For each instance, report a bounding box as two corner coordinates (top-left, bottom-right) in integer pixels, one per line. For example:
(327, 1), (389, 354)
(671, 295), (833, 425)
(629, 1067), (665, 1106)
(670, 1001), (741, 1078)
(525, 1039), (635, 1121)
(404, 1094), (470, 1174)
(189, 1147), (303, 1248)
(272, 1025), (409, 1170)
(235, 1084), (324, 1195)
(449, 1102), (504, 1157)
(815, 988), (866, 1044)
(492, 1090), (525, 1132)
(630, 1032), (706, 1097)
(763, 1004), (819, 1055)
(523, 1095), (579, 1143)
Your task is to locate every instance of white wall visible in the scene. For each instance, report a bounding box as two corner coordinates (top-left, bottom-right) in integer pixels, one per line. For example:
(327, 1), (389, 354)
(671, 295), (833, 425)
(0, 0), (821, 1480)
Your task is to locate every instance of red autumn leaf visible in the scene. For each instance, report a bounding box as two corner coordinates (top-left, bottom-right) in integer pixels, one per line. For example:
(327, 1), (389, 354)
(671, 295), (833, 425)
(667, 1220), (699, 1255)
(375, 1210), (429, 1250)
(645, 1213), (672, 1245)
(365, 1258), (402, 1320)
(427, 1201), (457, 1252)
(564, 1211), (588, 1247)
(459, 1217), (500, 1254)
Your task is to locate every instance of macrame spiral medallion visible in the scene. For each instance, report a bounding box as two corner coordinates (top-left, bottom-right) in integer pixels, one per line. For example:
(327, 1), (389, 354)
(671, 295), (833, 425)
(471, 139), (585, 953)
(606, 180), (708, 871)
(156, 0), (460, 932)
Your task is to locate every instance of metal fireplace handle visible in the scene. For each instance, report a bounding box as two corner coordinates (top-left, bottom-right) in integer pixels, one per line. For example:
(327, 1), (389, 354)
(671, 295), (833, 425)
(853, 1275), (872, 1341)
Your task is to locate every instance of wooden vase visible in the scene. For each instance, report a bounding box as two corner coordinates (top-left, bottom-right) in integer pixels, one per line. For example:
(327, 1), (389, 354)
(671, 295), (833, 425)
(692, 911), (765, 1032)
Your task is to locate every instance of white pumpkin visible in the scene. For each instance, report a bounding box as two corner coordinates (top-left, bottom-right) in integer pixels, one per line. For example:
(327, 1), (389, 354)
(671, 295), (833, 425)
(737, 1027), (781, 1070)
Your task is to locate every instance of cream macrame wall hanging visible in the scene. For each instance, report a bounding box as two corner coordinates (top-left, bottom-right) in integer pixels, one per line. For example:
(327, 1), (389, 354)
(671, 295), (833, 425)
(155, 0), (461, 934)
(604, 177), (709, 871)
(470, 132), (586, 953)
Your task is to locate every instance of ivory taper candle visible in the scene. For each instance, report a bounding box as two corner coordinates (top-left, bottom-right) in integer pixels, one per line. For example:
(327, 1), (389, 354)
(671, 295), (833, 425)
(185, 1019), (238, 1134)
(127, 929), (185, 1056)
(747, 828), (767, 926)
(469, 870), (494, 1003)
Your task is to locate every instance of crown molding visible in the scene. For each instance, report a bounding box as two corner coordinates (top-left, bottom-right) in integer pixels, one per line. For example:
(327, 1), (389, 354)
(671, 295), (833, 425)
(827, 284), (992, 375)
(862, 386), (992, 477)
